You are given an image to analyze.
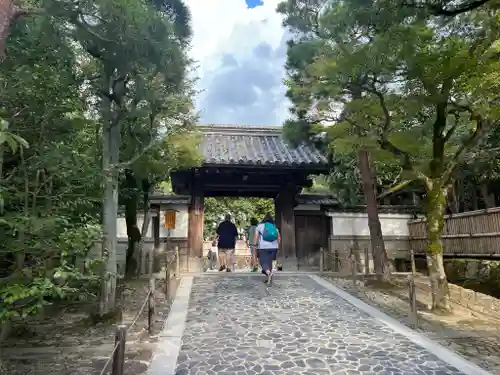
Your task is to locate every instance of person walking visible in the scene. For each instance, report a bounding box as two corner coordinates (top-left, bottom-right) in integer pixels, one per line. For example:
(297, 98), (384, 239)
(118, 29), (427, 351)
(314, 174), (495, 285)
(247, 217), (259, 272)
(216, 214), (238, 272)
(254, 213), (280, 284)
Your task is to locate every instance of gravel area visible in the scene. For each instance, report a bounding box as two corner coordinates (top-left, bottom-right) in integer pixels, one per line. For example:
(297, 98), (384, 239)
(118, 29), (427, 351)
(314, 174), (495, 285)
(323, 275), (500, 373)
(1, 278), (174, 375)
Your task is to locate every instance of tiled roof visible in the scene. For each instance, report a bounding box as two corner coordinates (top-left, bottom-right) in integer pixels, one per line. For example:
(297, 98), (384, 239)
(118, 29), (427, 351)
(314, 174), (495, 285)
(148, 195), (191, 205)
(199, 125), (328, 170)
(296, 194), (338, 205)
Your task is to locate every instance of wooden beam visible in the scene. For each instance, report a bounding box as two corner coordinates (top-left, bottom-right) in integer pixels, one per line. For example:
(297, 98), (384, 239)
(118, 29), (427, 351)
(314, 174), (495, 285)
(204, 190), (278, 198)
(188, 173), (204, 258)
(276, 183), (297, 261)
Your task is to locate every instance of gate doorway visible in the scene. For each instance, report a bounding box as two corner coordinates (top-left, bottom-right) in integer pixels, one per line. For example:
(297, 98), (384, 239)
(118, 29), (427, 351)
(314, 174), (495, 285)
(167, 125), (329, 271)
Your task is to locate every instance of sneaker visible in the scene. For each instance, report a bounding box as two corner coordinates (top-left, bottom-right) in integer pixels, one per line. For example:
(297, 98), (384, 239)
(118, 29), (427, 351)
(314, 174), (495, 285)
(226, 268), (232, 272)
(251, 266), (258, 272)
(219, 265), (226, 272)
(266, 270), (273, 285)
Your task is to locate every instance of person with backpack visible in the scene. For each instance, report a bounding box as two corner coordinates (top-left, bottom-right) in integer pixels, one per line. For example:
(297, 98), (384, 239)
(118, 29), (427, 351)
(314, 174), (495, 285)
(254, 213), (280, 284)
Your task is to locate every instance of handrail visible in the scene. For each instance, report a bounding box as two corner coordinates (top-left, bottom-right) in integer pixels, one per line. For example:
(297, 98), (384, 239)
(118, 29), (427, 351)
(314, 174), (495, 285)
(98, 246), (181, 375)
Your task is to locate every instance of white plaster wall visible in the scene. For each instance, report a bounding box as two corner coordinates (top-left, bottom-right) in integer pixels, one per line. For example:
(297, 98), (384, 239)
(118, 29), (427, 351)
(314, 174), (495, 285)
(326, 212), (413, 236)
(159, 204), (189, 238)
(116, 204), (189, 239)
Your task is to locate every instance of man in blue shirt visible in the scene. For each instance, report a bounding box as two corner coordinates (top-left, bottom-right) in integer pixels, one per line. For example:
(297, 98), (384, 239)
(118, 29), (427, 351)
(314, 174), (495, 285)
(216, 214), (238, 272)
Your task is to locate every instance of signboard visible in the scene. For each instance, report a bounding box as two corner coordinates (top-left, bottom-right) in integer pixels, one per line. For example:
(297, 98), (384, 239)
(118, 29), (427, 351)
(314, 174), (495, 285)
(164, 209), (177, 229)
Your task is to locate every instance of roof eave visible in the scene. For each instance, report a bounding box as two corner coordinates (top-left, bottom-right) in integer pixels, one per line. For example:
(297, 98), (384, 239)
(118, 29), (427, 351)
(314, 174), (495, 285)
(200, 163), (330, 173)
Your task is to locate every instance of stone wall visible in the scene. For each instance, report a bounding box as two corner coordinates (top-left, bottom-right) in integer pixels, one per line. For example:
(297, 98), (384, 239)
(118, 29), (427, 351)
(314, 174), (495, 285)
(443, 259), (500, 282)
(411, 259), (500, 317)
(447, 282), (500, 317)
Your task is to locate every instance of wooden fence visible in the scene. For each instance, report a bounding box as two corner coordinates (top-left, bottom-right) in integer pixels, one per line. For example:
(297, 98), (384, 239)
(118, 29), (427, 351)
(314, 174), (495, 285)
(408, 207), (500, 256)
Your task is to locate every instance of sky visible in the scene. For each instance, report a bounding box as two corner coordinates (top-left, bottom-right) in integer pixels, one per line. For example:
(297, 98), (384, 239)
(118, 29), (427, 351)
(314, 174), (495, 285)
(186, 0), (291, 127)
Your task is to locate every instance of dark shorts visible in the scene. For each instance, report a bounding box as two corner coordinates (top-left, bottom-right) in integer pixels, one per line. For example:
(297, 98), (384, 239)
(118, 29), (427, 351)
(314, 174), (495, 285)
(258, 248), (277, 271)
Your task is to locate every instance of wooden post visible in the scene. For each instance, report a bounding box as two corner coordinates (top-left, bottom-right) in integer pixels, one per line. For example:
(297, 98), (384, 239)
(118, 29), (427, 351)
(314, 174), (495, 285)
(408, 275), (418, 328)
(364, 247), (370, 275)
(274, 197), (283, 252)
(112, 324), (127, 375)
(175, 246), (180, 276)
(334, 249), (339, 272)
(188, 173), (204, 266)
(351, 257), (357, 292)
(276, 184), (297, 268)
(148, 278), (155, 334)
(165, 263), (170, 300)
(319, 247), (324, 274)
(409, 248), (416, 275)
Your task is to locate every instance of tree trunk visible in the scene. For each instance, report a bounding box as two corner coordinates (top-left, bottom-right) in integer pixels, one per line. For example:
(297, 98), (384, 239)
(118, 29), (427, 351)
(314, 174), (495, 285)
(123, 170), (140, 276)
(99, 87), (120, 316)
(425, 180), (451, 312)
(446, 184), (459, 214)
(136, 209), (151, 277)
(471, 184), (478, 211)
(480, 183), (495, 208)
(357, 149), (391, 281)
(0, 0), (16, 61)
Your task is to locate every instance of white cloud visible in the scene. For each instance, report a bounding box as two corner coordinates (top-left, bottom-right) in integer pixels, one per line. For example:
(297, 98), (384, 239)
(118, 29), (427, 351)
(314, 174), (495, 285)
(186, 0), (291, 126)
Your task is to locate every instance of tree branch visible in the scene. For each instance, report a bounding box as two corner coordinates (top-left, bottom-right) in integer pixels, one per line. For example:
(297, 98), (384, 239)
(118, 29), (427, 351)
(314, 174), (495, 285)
(402, 0), (491, 16)
(113, 138), (161, 169)
(364, 81), (414, 170)
(443, 117), (498, 184)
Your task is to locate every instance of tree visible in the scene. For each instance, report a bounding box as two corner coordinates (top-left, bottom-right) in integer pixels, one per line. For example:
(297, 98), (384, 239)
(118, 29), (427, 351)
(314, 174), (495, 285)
(120, 130), (201, 276)
(68, 0), (195, 314)
(402, 0), (497, 16)
(0, 14), (103, 325)
(278, 0), (500, 310)
(279, 2), (393, 282)
(0, 0), (197, 322)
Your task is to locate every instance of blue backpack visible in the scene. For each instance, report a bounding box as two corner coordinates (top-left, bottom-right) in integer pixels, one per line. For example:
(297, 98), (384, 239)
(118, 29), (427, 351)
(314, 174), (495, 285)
(262, 222), (278, 242)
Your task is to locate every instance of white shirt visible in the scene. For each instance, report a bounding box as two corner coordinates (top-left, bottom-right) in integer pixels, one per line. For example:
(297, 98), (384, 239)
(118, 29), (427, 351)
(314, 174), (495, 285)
(256, 223), (279, 249)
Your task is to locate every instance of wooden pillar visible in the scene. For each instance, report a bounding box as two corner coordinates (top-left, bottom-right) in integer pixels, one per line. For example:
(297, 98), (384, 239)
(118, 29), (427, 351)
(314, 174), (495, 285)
(188, 173), (204, 259)
(274, 197), (282, 252)
(276, 184), (297, 267)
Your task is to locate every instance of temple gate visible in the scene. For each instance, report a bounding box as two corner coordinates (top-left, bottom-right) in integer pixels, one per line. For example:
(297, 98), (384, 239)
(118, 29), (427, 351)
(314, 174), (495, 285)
(151, 124), (329, 271)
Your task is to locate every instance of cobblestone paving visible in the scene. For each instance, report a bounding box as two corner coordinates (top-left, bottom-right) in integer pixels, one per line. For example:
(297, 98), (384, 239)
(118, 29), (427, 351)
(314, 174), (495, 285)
(174, 275), (466, 375)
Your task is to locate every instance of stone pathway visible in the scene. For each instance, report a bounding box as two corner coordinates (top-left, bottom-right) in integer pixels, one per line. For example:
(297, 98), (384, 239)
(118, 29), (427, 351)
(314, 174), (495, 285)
(148, 275), (492, 375)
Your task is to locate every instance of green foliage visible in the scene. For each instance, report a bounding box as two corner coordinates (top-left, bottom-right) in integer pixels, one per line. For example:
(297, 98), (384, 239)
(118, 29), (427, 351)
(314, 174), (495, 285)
(278, 0), (500, 205)
(204, 198), (274, 240)
(0, 0), (195, 322)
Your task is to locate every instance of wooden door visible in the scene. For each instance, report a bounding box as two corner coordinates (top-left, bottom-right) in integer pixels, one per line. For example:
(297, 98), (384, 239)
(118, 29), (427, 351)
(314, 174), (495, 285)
(295, 213), (329, 262)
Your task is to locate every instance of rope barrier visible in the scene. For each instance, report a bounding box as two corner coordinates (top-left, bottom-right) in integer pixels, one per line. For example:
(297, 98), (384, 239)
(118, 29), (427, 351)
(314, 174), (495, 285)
(98, 341), (121, 375)
(98, 247), (180, 375)
(319, 247), (418, 327)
